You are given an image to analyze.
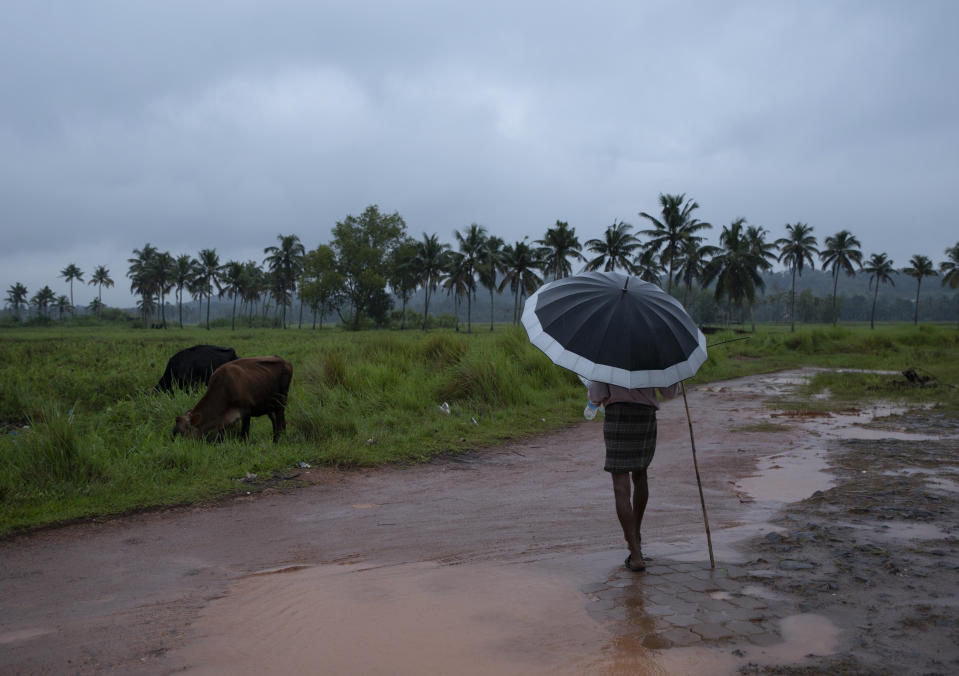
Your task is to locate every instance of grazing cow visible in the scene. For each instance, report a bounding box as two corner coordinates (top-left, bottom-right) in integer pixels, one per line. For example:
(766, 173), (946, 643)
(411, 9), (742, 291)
(172, 357), (293, 443)
(155, 345), (238, 392)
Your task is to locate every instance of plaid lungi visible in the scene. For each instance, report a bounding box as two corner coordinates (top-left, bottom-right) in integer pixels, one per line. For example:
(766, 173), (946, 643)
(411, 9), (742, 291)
(603, 403), (658, 473)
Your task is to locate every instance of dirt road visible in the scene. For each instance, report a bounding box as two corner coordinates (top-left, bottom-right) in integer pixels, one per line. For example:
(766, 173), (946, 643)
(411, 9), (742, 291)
(2, 371), (957, 674)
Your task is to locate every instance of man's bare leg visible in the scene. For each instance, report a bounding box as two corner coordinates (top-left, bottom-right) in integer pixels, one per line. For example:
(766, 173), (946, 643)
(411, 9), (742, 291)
(632, 469), (649, 552)
(612, 472), (644, 570)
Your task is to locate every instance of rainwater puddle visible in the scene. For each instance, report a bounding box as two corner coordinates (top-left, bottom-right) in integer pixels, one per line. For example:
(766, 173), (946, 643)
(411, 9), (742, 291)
(699, 374), (808, 397)
(737, 399), (949, 505)
(649, 533), (748, 564)
(736, 447), (832, 503)
(740, 584), (787, 601)
(880, 468), (959, 493)
(0, 627), (55, 645)
(838, 520), (955, 542)
(172, 560), (615, 675)
(927, 477), (959, 493)
(771, 613), (840, 659)
(802, 403), (953, 443)
(650, 613), (840, 675)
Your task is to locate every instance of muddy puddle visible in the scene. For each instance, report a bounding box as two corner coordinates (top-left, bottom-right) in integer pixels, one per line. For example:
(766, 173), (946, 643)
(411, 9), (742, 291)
(172, 550), (847, 676)
(174, 560), (606, 675)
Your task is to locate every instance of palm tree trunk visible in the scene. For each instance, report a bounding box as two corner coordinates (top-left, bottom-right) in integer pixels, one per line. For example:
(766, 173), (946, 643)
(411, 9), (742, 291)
(206, 293), (211, 329)
(466, 292), (472, 333)
(423, 286), (431, 330)
(231, 294), (237, 330)
(489, 282), (495, 332)
(914, 281), (921, 325)
(871, 285), (878, 329)
(831, 269), (840, 325)
(790, 267), (797, 332)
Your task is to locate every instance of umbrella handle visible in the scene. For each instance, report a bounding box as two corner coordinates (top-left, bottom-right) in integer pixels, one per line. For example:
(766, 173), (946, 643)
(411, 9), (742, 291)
(681, 381), (715, 569)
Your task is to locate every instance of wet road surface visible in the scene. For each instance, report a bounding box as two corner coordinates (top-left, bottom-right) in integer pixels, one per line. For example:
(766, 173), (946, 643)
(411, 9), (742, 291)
(2, 370), (954, 674)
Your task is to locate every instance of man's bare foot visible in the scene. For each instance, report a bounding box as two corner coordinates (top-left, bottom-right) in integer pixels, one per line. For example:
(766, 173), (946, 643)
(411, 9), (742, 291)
(634, 533), (648, 560)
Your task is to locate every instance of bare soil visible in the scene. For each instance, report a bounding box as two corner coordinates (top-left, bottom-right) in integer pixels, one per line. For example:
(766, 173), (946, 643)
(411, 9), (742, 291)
(1, 370), (957, 675)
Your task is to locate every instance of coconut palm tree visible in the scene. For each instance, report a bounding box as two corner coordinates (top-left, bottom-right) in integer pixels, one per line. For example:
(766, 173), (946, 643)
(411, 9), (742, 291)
(820, 230), (863, 324)
(536, 220), (585, 281)
(150, 251), (175, 327)
(128, 244), (159, 327)
(172, 254), (196, 328)
(87, 265), (114, 319)
(940, 243), (959, 330)
(263, 234), (306, 329)
(441, 251), (474, 331)
(6, 282), (28, 321)
(633, 245), (666, 285)
(775, 223), (819, 331)
(741, 225), (777, 330)
(387, 237), (420, 330)
(414, 233), (450, 330)
(673, 239), (719, 306)
(702, 218), (766, 325)
(453, 223), (487, 333)
(498, 240), (543, 324)
(474, 235), (504, 332)
(903, 254), (937, 325)
(55, 295), (71, 320)
(584, 221), (641, 274)
(240, 261), (266, 327)
(219, 260), (245, 330)
(31, 285), (56, 319)
(59, 263), (84, 309)
(87, 297), (104, 317)
(638, 193), (711, 293)
(862, 253), (896, 330)
(194, 248), (222, 329)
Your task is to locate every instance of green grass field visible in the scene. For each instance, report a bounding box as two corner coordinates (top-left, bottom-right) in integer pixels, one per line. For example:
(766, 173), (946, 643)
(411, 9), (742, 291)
(1, 322), (957, 535)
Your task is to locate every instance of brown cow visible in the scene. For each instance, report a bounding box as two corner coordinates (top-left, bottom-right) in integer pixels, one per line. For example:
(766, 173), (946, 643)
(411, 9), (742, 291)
(172, 356), (293, 443)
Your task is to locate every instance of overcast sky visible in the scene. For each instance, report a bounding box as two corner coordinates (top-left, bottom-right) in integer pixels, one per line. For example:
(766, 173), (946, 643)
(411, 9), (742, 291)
(3, 0), (957, 307)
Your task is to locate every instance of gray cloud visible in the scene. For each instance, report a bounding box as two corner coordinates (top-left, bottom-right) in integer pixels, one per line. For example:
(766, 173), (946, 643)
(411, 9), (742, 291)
(2, 0), (957, 307)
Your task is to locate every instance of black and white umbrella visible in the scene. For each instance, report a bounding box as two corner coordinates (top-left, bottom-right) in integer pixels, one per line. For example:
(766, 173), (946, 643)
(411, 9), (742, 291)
(521, 271), (707, 388)
(522, 270), (716, 567)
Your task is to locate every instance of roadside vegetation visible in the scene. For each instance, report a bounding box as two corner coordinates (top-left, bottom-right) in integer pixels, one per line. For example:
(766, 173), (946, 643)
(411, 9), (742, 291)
(1, 323), (957, 535)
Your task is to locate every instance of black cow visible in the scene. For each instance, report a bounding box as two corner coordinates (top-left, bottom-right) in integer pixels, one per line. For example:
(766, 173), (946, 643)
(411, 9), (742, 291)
(155, 345), (238, 393)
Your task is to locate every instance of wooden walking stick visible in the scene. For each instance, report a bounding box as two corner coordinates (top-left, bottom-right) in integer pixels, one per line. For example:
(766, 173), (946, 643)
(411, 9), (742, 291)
(681, 381), (715, 569)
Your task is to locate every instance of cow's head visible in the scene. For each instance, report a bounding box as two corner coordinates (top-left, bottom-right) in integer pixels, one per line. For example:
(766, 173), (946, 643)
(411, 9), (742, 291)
(172, 412), (203, 439)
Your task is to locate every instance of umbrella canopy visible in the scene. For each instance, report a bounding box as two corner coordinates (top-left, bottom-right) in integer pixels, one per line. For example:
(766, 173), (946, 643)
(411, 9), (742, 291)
(522, 271), (707, 388)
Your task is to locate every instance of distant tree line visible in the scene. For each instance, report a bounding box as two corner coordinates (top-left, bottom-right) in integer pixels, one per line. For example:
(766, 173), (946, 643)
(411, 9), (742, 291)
(5, 197), (959, 330)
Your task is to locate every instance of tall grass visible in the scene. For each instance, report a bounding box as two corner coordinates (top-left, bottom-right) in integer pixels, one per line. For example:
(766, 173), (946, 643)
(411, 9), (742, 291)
(1, 323), (957, 534)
